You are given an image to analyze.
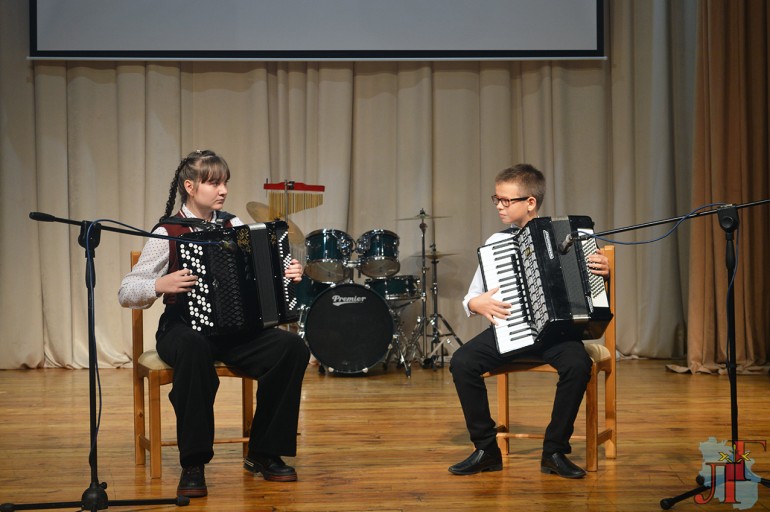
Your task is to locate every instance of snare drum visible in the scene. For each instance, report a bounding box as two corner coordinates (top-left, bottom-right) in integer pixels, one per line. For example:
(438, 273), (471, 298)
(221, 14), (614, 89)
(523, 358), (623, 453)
(303, 283), (394, 374)
(304, 229), (355, 283)
(356, 229), (400, 278)
(366, 275), (421, 301)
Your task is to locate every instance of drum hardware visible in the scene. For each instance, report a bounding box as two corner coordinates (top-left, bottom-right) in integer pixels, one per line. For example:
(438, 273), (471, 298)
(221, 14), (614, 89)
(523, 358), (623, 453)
(410, 251), (459, 260)
(395, 209), (430, 364)
(395, 213), (450, 221)
(395, 209), (461, 369)
(345, 258), (362, 282)
(421, 243), (464, 369)
(384, 330), (412, 378)
(399, 315), (426, 366)
(366, 275), (423, 378)
(383, 299), (423, 377)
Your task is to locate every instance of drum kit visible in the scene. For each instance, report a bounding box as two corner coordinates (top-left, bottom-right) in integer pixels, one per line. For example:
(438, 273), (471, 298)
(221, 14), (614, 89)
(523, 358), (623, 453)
(248, 200), (463, 377)
(296, 227), (418, 376)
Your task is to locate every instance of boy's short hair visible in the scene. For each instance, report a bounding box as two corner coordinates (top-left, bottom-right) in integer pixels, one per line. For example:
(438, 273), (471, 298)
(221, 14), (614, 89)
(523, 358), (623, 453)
(495, 164), (545, 210)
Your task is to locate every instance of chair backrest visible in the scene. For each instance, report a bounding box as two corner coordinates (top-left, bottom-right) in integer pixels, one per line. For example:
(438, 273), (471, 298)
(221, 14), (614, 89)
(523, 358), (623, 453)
(603, 245), (616, 357)
(130, 251), (144, 364)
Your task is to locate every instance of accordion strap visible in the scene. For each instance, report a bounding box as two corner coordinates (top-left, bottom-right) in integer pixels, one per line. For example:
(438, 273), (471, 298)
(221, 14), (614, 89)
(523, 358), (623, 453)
(153, 210), (236, 232)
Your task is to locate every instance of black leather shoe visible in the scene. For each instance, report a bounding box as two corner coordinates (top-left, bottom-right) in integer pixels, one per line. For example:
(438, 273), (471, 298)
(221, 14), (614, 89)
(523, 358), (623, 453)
(540, 453), (586, 479)
(177, 465), (207, 497)
(244, 454), (298, 482)
(448, 448), (503, 475)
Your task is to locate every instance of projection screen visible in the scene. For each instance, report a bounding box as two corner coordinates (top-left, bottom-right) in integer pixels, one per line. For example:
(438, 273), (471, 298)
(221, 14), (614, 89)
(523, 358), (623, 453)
(30, 0), (605, 61)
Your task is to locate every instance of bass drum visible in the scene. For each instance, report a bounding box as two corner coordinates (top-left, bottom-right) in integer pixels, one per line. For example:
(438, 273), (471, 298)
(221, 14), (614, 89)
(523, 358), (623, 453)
(303, 283), (394, 374)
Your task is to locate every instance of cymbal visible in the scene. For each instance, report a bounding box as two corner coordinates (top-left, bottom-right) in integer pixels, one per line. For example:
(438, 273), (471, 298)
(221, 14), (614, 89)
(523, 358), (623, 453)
(246, 201), (305, 245)
(410, 251), (459, 260)
(396, 213), (450, 221)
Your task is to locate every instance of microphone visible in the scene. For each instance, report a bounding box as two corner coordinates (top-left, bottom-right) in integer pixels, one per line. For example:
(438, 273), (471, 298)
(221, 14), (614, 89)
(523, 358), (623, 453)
(29, 211), (57, 222)
(557, 232), (579, 254)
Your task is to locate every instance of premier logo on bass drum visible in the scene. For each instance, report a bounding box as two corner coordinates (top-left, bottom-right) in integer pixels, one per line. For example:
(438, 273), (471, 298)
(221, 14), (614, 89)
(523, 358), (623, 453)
(331, 294), (367, 306)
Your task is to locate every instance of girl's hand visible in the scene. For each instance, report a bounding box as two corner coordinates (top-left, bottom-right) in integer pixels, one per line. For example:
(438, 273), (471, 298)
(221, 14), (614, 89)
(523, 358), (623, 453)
(285, 259), (304, 282)
(155, 268), (198, 294)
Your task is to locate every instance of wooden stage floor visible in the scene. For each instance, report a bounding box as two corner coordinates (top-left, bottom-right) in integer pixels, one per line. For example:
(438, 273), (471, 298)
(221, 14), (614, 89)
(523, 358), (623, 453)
(1, 359), (769, 511)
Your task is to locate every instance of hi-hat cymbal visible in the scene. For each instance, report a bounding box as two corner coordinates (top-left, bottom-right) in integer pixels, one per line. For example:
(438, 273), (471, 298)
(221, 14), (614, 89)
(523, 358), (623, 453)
(396, 213), (450, 221)
(246, 201), (305, 245)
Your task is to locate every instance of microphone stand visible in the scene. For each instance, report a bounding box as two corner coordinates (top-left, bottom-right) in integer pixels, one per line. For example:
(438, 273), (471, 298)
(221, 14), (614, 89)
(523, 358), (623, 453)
(557, 199), (770, 508)
(653, 199), (770, 509)
(566, 198), (770, 509)
(1, 213), (189, 511)
(590, 198), (770, 239)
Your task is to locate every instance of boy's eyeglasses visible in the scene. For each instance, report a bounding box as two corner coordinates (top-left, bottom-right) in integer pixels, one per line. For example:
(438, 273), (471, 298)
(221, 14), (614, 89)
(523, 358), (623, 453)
(491, 195), (529, 207)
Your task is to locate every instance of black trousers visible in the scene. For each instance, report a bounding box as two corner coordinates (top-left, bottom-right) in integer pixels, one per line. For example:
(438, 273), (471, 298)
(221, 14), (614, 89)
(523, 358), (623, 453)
(156, 308), (310, 468)
(449, 327), (592, 456)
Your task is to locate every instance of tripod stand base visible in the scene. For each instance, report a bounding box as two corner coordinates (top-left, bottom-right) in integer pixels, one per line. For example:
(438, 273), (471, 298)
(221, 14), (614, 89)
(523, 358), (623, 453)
(422, 314), (463, 369)
(660, 474), (770, 509)
(659, 475), (707, 510)
(1, 481), (189, 511)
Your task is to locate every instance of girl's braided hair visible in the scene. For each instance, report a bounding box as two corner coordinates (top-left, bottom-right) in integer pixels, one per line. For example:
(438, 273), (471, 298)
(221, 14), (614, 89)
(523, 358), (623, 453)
(161, 149), (231, 221)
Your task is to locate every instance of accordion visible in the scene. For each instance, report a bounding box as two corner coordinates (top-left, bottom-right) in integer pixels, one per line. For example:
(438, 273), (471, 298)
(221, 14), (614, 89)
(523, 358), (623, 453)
(176, 221), (300, 336)
(477, 216), (613, 356)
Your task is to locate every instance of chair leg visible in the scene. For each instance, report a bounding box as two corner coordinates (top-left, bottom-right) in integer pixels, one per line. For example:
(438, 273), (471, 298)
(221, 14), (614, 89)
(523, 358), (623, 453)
(495, 373), (511, 455)
(134, 374), (147, 466)
(605, 367), (617, 459)
(148, 373), (163, 479)
(585, 365), (599, 472)
(242, 378), (254, 458)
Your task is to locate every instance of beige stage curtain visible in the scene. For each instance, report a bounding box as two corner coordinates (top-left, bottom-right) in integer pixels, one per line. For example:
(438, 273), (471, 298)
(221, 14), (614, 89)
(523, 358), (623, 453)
(679, 0), (770, 374)
(1, 0), (699, 369)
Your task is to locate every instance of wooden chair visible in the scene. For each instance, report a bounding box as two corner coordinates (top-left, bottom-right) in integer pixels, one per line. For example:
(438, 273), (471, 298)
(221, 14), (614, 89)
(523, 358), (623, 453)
(483, 245), (617, 472)
(130, 251), (255, 479)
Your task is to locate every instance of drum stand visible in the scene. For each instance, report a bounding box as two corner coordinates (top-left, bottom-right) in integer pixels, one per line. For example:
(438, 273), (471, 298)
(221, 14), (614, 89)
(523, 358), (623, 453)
(399, 315), (426, 368)
(421, 244), (463, 369)
(396, 209), (463, 370)
(385, 302), (419, 378)
(396, 211), (431, 368)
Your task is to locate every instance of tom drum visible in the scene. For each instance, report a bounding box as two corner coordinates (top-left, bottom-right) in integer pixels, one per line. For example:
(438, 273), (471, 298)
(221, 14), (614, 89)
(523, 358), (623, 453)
(355, 229), (400, 278)
(365, 275), (421, 301)
(304, 229), (355, 283)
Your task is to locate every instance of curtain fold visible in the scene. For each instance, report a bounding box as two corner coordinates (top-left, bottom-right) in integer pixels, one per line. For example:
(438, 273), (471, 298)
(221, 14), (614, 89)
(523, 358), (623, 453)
(681, 0), (770, 374)
(1, 0), (719, 369)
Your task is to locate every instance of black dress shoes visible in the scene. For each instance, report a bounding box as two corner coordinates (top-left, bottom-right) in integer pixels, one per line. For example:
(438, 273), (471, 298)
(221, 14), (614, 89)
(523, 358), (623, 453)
(177, 465), (207, 498)
(540, 452), (586, 479)
(448, 448), (503, 475)
(244, 454), (298, 482)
